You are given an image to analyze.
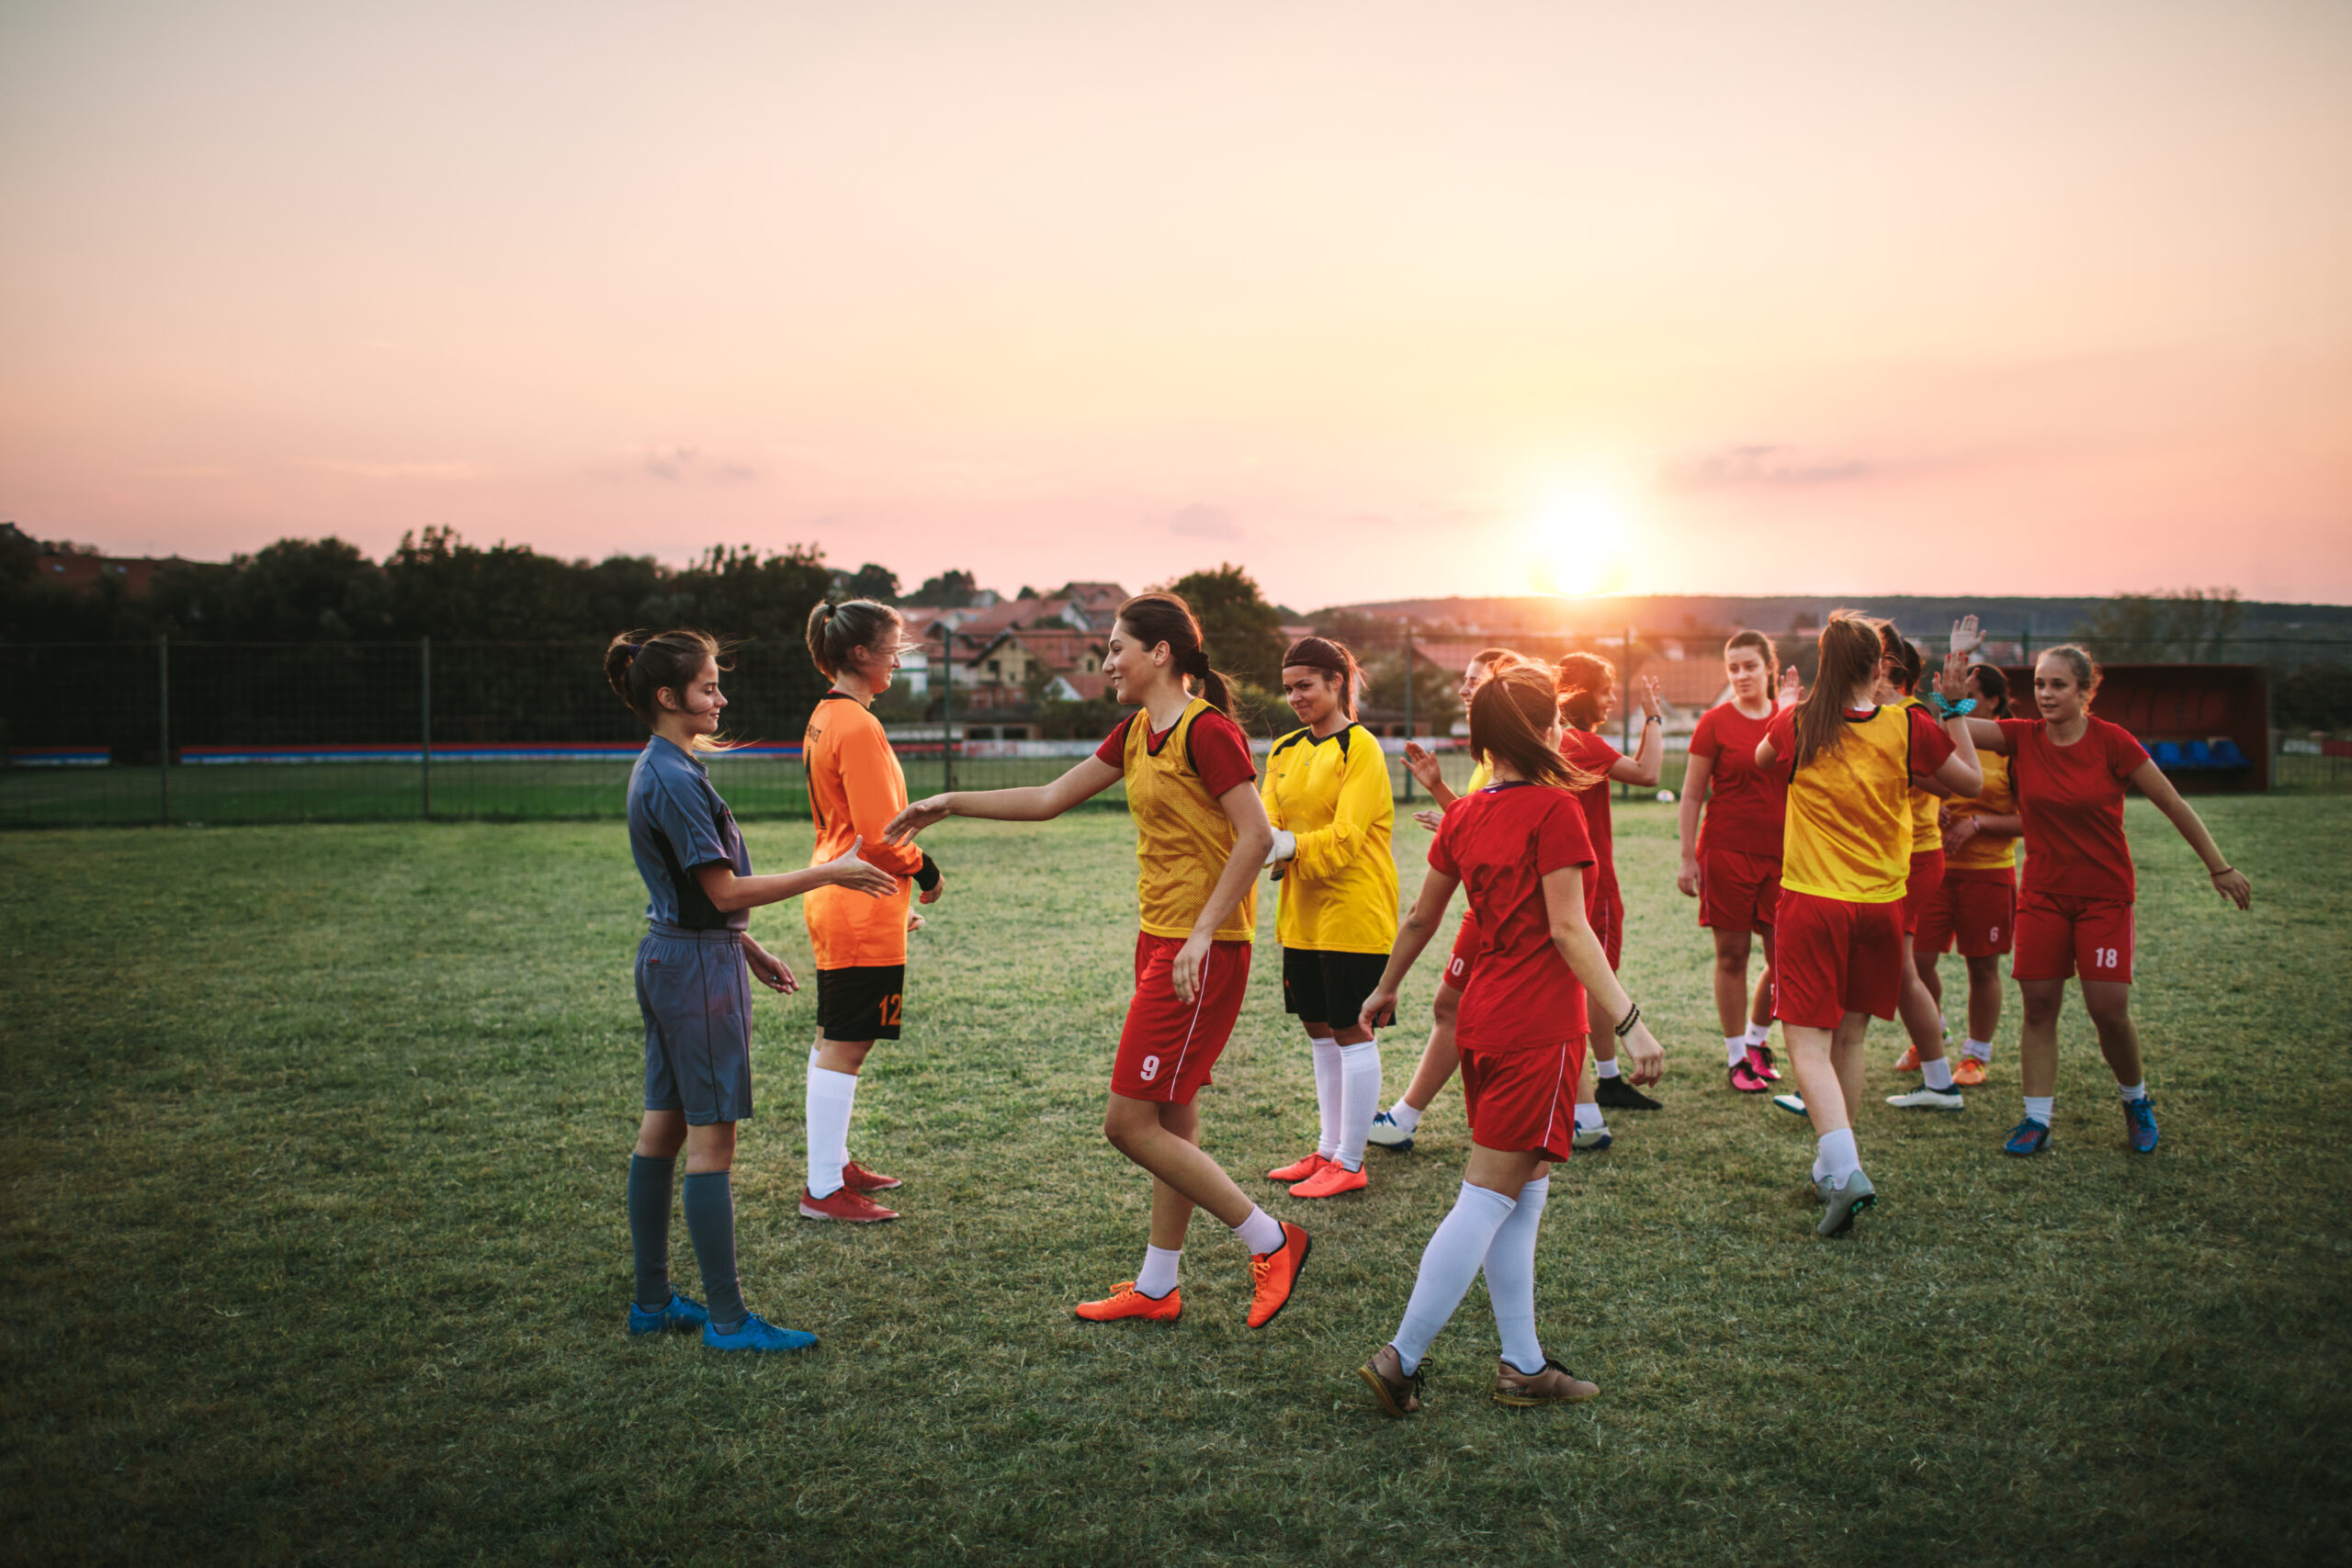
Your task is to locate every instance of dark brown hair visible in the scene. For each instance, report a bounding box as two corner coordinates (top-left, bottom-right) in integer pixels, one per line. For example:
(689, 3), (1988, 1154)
(1471, 665), (1594, 791)
(604, 628), (733, 745)
(1724, 628), (1778, 679)
(1790, 611), (1885, 770)
(1967, 660), (2014, 719)
(1473, 646), (1517, 671)
(1878, 622), (1925, 694)
(2038, 644), (2101, 708)
(806, 598), (903, 682)
(1116, 591), (1236, 720)
(1554, 651), (1616, 731)
(1282, 636), (1361, 717)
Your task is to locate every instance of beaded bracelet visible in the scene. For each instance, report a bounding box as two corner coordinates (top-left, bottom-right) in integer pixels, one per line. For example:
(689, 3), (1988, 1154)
(1614, 1001), (1642, 1038)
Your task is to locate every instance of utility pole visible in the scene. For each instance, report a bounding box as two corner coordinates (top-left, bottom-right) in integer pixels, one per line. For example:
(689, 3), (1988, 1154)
(420, 637), (433, 819)
(157, 637), (170, 825)
(1400, 622), (1415, 802)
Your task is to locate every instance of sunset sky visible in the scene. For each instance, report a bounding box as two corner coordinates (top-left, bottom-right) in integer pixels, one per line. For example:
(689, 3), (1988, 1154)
(4, 0), (2347, 608)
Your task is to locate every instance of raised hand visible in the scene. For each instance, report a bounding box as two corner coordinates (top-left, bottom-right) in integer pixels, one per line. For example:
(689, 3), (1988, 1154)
(1949, 615), (1984, 659)
(885, 795), (952, 844)
(1638, 675), (1665, 721)
(1779, 665), (1802, 709)
(1402, 740), (1443, 791)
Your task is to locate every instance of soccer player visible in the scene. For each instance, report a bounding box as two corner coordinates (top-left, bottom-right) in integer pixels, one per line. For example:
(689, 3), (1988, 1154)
(1952, 642), (2252, 1156)
(798, 599), (946, 1223)
(1553, 653), (1667, 1144)
(1352, 666), (1666, 1416)
(1876, 626), (1971, 1112)
(1260, 637), (1399, 1198)
(1751, 614), (1982, 1236)
(883, 592), (1312, 1327)
(1913, 662), (2020, 1087)
(1366, 648), (1525, 1153)
(1676, 630), (1788, 1094)
(605, 629), (897, 1352)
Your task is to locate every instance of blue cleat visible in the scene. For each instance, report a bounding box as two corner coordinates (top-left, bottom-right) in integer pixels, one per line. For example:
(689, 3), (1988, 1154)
(628, 1292), (709, 1336)
(2003, 1118), (2051, 1157)
(1365, 1111), (1416, 1153)
(703, 1312), (819, 1353)
(2122, 1097), (2159, 1155)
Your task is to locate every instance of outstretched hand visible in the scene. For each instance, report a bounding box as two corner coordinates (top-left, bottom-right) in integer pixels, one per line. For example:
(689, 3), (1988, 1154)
(1949, 615), (1984, 659)
(1412, 807), (1443, 832)
(829, 836), (899, 898)
(1402, 741), (1443, 791)
(885, 795), (951, 845)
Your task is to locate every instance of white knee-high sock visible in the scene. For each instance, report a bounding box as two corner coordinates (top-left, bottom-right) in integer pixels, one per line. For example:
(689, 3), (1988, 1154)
(1309, 1038), (1341, 1158)
(806, 1065), (858, 1198)
(1336, 1038), (1382, 1170)
(1391, 1182), (1516, 1372)
(1483, 1176), (1550, 1374)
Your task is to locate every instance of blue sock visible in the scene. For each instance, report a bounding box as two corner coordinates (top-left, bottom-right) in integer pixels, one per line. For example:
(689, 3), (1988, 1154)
(682, 1170), (748, 1331)
(627, 1154), (675, 1310)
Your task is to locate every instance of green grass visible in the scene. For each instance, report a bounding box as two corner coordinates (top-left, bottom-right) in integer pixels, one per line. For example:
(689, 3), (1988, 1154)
(2, 797), (2347, 1565)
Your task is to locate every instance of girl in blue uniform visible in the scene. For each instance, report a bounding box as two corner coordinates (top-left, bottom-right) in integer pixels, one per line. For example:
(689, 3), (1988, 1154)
(605, 629), (895, 1352)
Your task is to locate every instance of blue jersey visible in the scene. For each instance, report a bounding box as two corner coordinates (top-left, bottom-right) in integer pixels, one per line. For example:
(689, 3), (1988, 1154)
(627, 736), (751, 931)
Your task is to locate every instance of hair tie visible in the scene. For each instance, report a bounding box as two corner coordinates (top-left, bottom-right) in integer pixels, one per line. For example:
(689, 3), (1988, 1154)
(1183, 649), (1211, 676)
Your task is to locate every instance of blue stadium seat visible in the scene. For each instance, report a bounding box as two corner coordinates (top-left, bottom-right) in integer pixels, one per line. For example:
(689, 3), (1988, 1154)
(2186, 739), (2213, 769)
(2152, 740), (2188, 771)
(2209, 739), (2249, 768)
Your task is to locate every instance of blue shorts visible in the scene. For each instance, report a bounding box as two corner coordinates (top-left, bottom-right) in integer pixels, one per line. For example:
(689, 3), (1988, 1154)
(637, 923), (755, 1125)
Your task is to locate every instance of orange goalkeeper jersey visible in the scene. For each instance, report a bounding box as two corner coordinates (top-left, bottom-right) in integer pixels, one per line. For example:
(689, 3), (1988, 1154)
(803, 692), (926, 969)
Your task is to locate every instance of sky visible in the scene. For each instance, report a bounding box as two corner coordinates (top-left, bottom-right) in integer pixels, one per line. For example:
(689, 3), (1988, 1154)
(3, 0), (2348, 609)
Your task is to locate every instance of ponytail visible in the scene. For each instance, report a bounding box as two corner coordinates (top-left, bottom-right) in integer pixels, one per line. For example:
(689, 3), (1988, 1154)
(1878, 622), (1925, 694)
(1790, 611), (1884, 770)
(1115, 591), (1238, 722)
(1470, 665), (1594, 791)
(806, 597), (902, 682)
(603, 627), (738, 750)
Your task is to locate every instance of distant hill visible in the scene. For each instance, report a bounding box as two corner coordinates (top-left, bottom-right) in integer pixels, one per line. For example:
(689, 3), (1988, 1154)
(1306, 593), (2352, 640)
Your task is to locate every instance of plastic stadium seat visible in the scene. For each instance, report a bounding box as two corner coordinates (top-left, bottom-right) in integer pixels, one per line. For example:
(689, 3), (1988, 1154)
(2210, 739), (2249, 768)
(2186, 739), (2214, 769)
(2153, 740), (2188, 770)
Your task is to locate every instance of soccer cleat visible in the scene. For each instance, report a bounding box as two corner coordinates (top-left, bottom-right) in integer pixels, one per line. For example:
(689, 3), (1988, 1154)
(1771, 1092), (1807, 1116)
(1573, 1125), (1612, 1152)
(1815, 1169), (1877, 1237)
(1265, 1151), (1330, 1183)
(1885, 1083), (1965, 1111)
(1290, 1160), (1369, 1198)
(799, 1186), (899, 1223)
(703, 1312), (819, 1353)
(1728, 1059), (1774, 1094)
(627, 1292), (708, 1337)
(1492, 1357), (1600, 1407)
(1074, 1281), (1182, 1324)
(2122, 1097), (2159, 1155)
(2003, 1118), (2052, 1156)
(1951, 1056), (1989, 1087)
(1894, 1043), (1921, 1073)
(842, 1159), (901, 1192)
(1745, 1043), (1783, 1082)
(1365, 1111), (1416, 1152)
(1595, 1077), (1663, 1111)
(1245, 1221), (1312, 1328)
(1358, 1343), (1429, 1418)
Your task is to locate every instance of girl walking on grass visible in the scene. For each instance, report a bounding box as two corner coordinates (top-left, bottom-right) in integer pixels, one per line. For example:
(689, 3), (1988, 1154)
(884, 592), (1312, 1329)
(1353, 665), (1666, 1416)
(606, 629), (895, 1353)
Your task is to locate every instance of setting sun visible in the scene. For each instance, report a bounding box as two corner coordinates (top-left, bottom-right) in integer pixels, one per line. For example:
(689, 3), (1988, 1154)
(1525, 489), (1638, 600)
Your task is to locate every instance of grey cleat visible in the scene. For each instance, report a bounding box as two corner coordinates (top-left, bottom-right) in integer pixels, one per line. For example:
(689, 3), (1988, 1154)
(1885, 1083), (1964, 1111)
(1815, 1168), (1877, 1237)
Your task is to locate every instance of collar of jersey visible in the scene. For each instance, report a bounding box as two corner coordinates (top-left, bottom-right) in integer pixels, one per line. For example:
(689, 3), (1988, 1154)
(1843, 705), (1881, 722)
(1477, 779), (1539, 793)
(648, 733), (707, 772)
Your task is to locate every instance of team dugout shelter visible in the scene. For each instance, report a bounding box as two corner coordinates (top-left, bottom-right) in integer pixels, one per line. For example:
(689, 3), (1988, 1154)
(2000, 662), (2270, 794)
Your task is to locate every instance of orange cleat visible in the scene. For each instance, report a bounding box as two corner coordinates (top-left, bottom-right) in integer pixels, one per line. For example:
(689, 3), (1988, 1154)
(1245, 1222), (1312, 1328)
(842, 1159), (901, 1192)
(1894, 1043), (1921, 1073)
(1290, 1160), (1369, 1198)
(1074, 1282), (1182, 1324)
(798, 1186), (899, 1223)
(1265, 1151), (1330, 1183)
(1951, 1056), (1989, 1087)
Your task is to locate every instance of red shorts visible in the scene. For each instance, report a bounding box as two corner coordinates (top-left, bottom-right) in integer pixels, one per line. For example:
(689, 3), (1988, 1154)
(1442, 914), (1480, 991)
(1592, 890), (1624, 971)
(1902, 850), (1945, 937)
(1917, 869), (2016, 958)
(1698, 849), (1781, 934)
(1113, 933), (1252, 1103)
(1772, 889), (1905, 1028)
(1458, 1037), (1588, 1162)
(2012, 890), (2133, 984)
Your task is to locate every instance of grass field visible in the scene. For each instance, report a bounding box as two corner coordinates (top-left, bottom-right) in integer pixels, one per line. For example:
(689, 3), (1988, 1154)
(3, 796), (2348, 1564)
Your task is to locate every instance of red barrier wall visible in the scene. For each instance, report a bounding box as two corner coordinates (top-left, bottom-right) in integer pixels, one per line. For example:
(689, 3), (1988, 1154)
(1999, 663), (2269, 793)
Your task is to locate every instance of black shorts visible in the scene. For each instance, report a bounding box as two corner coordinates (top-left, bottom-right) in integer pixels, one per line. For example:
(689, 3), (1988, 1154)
(817, 964), (906, 1042)
(1281, 947), (1393, 1029)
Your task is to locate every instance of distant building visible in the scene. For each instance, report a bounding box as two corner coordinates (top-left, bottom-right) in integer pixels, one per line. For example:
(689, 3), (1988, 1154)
(6, 525), (185, 596)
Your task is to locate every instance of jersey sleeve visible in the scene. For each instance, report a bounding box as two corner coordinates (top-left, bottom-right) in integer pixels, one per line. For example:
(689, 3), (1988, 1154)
(834, 722), (925, 876)
(1260, 739), (1291, 831)
(1765, 707), (1796, 757)
(1906, 707), (1956, 777)
(1535, 792), (1598, 876)
(1426, 807), (1461, 878)
(1186, 710), (1258, 798)
(1288, 729), (1394, 882)
(2103, 721), (2152, 779)
(1688, 707), (1722, 760)
(1093, 714), (1136, 771)
(650, 776), (730, 871)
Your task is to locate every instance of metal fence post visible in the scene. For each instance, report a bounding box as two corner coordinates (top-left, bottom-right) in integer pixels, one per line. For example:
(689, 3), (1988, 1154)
(420, 636), (433, 819)
(157, 636), (170, 824)
(942, 636), (956, 794)
(1401, 623), (1415, 801)
(1620, 626), (1634, 801)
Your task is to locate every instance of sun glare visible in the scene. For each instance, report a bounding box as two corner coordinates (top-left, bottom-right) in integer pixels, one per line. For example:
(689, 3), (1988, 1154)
(1525, 489), (1636, 599)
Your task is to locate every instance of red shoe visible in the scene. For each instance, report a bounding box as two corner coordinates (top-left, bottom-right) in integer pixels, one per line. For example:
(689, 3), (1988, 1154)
(1074, 1282), (1182, 1323)
(798, 1186), (898, 1223)
(1729, 1059), (1773, 1094)
(842, 1159), (901, 1192)
(1894, 1043), (1920, 1073)
(1951, 1056), (1989, 1087)
(1265, 1151), (1330, 1183)
(1291, 1160), (1369, 1198)
(1246, 1222), (1312, 1328)
(1745, 1043), (1783, 1082)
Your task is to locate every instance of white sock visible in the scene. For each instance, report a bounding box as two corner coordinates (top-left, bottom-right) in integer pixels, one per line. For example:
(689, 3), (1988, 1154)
(1392, 1182), (1516, 1372)
(2117, 1080), (2148, 1102)
(1922, 1055), (1954, 1091)
(2024, 1094), (2054, 1125)
(1725, 1034), (1748, 1067)
(1336, 1039), (1382, 1170)
(1483, 1177), (1550, 1375)
(1595, 1057), (1622, 1079)
(1744, 1021), (1773, 1047)
(1816, 1127), (1860, 1186)
(805, 1065), (858, 1199)
(1962, 1037), (1992, 1062)
(1574, 1102), (1607, 1134)
(1309, 1038), (1341, 1159)
(1136, 1245), (1181, 1299)
(1232, 1205), (1285, 1257)
(1386, 1099), (1422, 1135)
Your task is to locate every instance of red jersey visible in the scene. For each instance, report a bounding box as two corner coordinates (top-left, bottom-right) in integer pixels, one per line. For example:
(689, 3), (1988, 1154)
(1556, 728), (1622, 905)
(1997, 716), (2150, 904)
(1688, 701), (1783, 860)
(1428, 783), (1598, 1055)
